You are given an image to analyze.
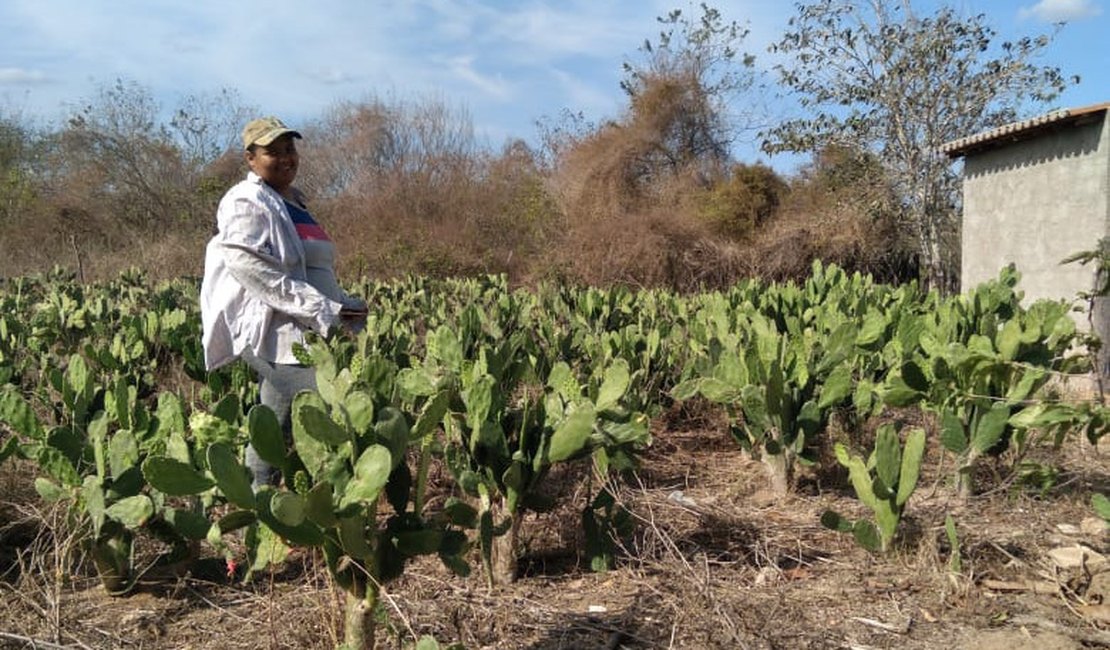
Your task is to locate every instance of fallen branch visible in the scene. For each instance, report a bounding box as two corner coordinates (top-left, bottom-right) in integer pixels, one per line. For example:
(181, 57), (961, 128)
(980, 579), (1059, 595)
(0, 631), (74, 650)
(850, 616), (911, 634)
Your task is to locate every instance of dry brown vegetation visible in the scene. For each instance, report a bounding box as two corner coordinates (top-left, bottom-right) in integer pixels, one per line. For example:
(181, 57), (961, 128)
(0, 68), (914, 291)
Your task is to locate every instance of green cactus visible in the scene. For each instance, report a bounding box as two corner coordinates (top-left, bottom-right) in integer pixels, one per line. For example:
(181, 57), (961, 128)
(945, 514), (962, 573)
(200, 338), (471, 650)
(207, 442), (254, 509)
(673, 313), (858, 494)
(143, 456), (216, 495)
(0, 385), (226, 594)
(881, 274), (1090, 499)
(1093, 493), (1110, 523)
(104, 495), (155, 528)
(822, 423), (925, 552)
(438, 346), (650, 585)
(246, 403), (289, 473)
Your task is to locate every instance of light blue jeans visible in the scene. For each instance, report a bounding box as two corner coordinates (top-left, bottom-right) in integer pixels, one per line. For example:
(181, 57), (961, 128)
(242, 352), (317, 489)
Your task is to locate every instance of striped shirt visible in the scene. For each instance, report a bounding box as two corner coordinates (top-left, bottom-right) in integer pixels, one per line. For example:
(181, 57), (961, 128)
(284, 199), (331, 242)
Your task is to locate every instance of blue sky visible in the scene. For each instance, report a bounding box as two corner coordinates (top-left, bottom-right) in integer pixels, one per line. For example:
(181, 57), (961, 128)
(0, 0), (1106, 171)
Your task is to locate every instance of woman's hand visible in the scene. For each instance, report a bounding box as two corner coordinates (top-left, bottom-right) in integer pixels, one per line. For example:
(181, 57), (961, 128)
(339, 301), (368, 334)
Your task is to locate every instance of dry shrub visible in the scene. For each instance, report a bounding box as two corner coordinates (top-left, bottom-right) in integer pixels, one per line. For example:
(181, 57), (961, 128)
(551, 71), (725, 223)
(8, 156), (233, 281)
(316, 179), (488, 280)
(698, 163), (789, 240)
(742, 202), (911, 283)
(544, 70), (753, 290)
(0, 88), (245, 281)
(547, 120), (650, 224)
(313, 148), (560, 282)
(0, 83), (917, 291)
(736, 145), (916, 284)
(547, 129), (726, 289)
(301, 98), (564, 282)
(0, 202), (219, 283)
(543, 193), (752, 292)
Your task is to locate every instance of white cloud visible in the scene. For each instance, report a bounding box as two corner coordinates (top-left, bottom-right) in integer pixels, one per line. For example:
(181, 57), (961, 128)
(491, 4), (641, 60)
(1019, 0), (1103, 22)
(16, 0), (1101, 157)
(0, 67), (48, 84)
(305, 68), (359, 86)
(549, 68), (619, 117)
(444, 55), (511, 100)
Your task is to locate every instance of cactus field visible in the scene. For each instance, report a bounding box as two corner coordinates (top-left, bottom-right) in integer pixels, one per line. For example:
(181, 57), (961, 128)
(0, 263), (1108, 649)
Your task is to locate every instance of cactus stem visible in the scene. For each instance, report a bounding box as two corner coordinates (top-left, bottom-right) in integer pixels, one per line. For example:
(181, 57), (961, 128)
(343, 586), (378, 650)
(762, 450), (793, 496)
(490, 505), (522, 586)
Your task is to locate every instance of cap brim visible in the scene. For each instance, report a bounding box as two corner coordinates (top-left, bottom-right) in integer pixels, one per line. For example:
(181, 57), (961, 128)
(252, 128), (303, 147)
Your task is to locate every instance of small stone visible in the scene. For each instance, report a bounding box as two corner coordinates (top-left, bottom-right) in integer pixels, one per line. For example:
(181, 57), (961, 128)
(1048, 544), (1108, 570)
(753, 566), (779, 586)
(1081, 517), (1108, 536)
(1085, 570), (1110, 603)
(666, 490), (697, 507)
(1056, 523), (1081, 535)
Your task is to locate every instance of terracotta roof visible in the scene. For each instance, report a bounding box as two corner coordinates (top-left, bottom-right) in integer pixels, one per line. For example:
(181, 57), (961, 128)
(942, 102), (1110, 158)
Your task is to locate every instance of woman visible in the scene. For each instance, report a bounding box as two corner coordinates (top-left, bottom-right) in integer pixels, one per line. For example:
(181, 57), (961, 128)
(201, 116), (367, 488)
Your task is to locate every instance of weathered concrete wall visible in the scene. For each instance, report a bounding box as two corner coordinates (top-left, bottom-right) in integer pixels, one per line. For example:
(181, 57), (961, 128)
(960, 115), (1109, 375)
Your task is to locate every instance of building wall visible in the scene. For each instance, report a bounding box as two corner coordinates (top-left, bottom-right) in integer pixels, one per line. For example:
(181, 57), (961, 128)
(960, 116), (1109, 376)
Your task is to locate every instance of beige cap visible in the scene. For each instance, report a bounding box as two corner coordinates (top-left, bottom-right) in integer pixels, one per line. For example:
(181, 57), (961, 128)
(241, 116), (302, 149)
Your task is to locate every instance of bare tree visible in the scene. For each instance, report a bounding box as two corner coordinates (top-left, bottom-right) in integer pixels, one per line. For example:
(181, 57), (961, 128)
(764, 0), (1074, 291)
(619, 2), (762, 179)
(60, 78), (188, 228)
(169, 88), (256, 168)
(300, 96), (476, 203)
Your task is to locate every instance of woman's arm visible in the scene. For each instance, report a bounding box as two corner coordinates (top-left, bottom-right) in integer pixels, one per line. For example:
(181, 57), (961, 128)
(216, 196), (343, 335)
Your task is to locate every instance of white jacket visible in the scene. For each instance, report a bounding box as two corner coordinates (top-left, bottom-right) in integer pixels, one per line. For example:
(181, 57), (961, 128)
(201, 172), (344, 370)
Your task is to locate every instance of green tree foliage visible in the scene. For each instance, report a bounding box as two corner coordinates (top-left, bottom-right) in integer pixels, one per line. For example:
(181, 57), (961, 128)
(764, 0), (1075, 292)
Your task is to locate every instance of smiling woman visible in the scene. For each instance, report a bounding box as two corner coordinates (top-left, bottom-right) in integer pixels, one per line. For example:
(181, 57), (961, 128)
(200, 116), (369, 489)
(245, 126), (300, 196)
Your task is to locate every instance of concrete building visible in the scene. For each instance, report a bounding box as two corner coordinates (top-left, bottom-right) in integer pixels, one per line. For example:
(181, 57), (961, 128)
(943, 102), (1109, 376)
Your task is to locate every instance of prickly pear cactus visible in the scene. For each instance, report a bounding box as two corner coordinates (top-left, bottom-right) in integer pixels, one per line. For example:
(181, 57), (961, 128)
(821, 423), (924, 552)
(202, 338), (470, 650)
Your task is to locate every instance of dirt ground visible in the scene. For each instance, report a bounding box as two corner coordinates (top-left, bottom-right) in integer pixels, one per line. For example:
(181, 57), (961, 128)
(2, 421), (1109, 650)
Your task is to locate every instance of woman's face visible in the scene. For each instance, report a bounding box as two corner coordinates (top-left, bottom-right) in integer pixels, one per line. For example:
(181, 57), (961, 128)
(246, 134), (299, 193)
